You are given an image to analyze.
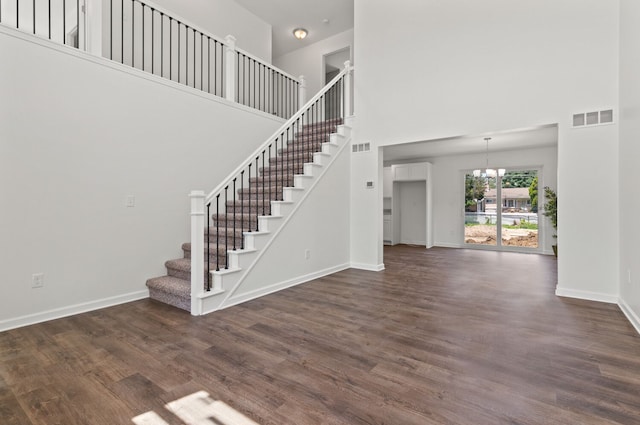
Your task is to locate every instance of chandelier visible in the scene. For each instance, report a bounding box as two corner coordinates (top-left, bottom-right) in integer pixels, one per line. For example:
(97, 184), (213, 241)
(473, 137), (505, 178)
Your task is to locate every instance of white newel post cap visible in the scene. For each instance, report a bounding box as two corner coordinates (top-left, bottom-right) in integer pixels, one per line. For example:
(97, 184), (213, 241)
(344, 60), (352, 70)
(225, 35), (237, 50)
(189, 190), (205, 215)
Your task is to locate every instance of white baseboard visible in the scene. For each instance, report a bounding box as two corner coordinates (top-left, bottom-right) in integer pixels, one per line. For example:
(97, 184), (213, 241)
(0, 290), (149, 332)
(618, 298), (640, 336)
(434, 242), (461, 249)
(555, 287), (618, 304)
(400, 240), (426, 246)
(218, 263), (351, 311)
(351, 262), (385, 272)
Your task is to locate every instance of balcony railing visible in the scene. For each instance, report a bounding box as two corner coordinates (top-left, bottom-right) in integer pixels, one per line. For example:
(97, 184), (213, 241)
(0, 0), (302, 119)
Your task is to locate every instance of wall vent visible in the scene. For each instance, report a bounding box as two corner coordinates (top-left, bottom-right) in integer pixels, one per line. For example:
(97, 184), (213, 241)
(352, 142), (371, 153)
(573, 109), (614, 128)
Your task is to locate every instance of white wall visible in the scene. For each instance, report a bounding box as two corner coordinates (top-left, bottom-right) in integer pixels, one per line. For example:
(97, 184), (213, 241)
(353, 0), (620, 300)
(619, 0), (640, 331)
(274, 29), (354, 99)
(0, 28), (282, 329)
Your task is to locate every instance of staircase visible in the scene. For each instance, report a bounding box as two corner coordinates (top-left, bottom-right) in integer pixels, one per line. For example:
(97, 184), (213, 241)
(146, 62), (353, 314)
(146, 117), (348, 312)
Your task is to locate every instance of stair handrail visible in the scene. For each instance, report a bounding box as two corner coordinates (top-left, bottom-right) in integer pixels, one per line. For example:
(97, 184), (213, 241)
(204, 61), (353, 204)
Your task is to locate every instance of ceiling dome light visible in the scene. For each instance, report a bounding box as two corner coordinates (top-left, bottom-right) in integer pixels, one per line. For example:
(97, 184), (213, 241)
(293, 28), (308, 40)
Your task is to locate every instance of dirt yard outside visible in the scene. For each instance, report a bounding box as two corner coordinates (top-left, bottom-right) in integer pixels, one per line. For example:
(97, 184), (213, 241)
(465, 225), (538, 247)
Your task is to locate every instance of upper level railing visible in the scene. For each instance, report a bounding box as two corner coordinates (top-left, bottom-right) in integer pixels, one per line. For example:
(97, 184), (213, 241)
(1, 0), (302, 119)
(0, 0), (82, 47)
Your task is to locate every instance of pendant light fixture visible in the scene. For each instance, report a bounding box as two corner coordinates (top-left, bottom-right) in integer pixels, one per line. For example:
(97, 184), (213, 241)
(473, 137), (505, 178)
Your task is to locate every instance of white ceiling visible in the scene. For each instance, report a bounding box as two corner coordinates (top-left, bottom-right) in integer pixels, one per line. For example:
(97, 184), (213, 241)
(383, 125), (558, 162)
(233, 0), (354, 58)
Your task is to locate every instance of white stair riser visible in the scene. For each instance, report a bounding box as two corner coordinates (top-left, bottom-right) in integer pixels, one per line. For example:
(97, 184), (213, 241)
(270, 201), (295, 217)
(283, 187), (305, 203)
(243, 232), (271, 251)
(227, 249), (258, 269)
(294, 175), (314, 189)
(258, 215), (284, 233)
(304, 163), (322, 176)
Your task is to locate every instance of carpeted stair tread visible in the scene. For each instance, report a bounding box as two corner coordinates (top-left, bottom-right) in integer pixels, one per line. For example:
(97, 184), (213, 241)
(165, 258), (192, 272)
(146, 275), (190, 312)
(146, 275), (190, 297)
(249, 176), (294, 185)
(279, 143), (324, 155)
(292, 133), (330, 142)
(183, 242), (243, 257)
(165, 258), (218, 280)
(269, 152), (314, 162)
(260, 165), (305, 176)
(204, 226), (248, 241)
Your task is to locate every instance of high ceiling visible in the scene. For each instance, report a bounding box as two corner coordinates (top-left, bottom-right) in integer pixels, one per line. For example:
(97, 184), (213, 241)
(383, 125), (559, 162)
(232, 1), (555, 162)
(233, 0), (354, 58)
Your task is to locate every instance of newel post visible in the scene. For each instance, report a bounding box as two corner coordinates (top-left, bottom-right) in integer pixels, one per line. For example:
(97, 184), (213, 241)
(298, 75), (307, 109)
(344, 60), (353, 117)
(189, 190), (205, 316)
(224, 35), (237, 103)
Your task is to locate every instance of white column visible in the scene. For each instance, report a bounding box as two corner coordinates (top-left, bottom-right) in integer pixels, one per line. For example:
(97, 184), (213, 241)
(298, 75), (307, 108)
(84, 0), (103, 57)
(189, 190), (205, 316)
(344, 60), (353, 117)
(224, 35), (237, 103)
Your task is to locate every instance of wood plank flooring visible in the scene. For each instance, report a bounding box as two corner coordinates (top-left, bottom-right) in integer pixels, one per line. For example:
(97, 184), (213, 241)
(1, 245), (640, 424)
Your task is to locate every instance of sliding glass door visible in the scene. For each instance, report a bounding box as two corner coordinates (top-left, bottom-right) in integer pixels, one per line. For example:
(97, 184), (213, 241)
(464, 169), (539, 250)
(464, 173), (497, 245)
(500, 170), (538, 249)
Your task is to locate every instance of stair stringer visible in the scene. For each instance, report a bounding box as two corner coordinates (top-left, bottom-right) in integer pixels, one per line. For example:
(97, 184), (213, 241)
(195, 123), (353, 314)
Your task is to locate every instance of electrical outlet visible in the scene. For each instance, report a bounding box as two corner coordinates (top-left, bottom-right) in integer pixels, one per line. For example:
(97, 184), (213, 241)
(126, 196), (136, 208)
(305, 249), (311, 260)
(32, 273), (44, 288)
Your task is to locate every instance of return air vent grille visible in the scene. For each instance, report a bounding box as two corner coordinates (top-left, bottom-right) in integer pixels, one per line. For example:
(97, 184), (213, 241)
(573, 109), (614, 128)
(352, 142), (371, 153)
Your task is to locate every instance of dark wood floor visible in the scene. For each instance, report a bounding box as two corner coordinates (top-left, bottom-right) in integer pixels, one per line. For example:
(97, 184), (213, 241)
(2, 246), (640, 425)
